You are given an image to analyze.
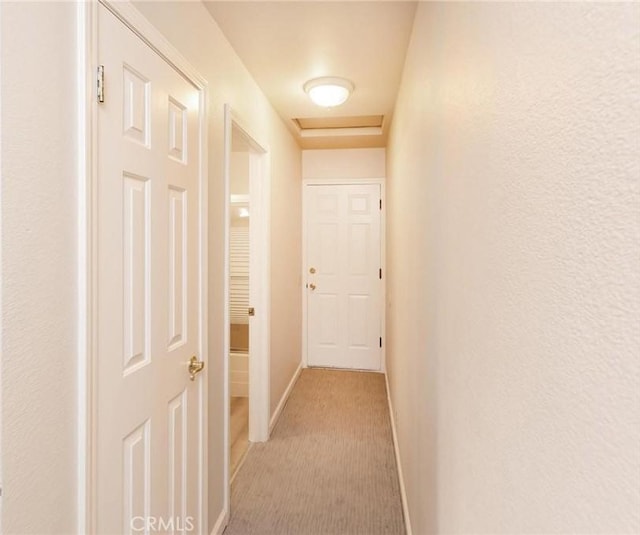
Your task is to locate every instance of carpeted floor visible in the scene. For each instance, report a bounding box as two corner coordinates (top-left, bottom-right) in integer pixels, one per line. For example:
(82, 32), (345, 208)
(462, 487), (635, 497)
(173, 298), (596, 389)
(224, 368), (405, 535)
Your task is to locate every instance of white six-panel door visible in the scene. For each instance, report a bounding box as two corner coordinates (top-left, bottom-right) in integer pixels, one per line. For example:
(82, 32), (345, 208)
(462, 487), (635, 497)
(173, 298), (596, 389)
(96, 6), (204, 533)
(306, 184), (382, 371)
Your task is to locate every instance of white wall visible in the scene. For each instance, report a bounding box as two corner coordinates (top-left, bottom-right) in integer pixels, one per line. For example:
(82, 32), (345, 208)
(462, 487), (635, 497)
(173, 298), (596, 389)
(1, 3), (79, 533)
(303, 148), (385, 180)
(230, 151), (250, 195)
(1, 2), (302, 533)
(386, 3), (640, 534)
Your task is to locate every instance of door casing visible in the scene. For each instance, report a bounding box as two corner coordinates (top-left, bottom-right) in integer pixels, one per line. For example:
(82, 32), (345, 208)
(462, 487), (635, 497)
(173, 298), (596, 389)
(302, 179), (386, 373)
(77, 2), (209, 532)
(222, 105), (271, 521)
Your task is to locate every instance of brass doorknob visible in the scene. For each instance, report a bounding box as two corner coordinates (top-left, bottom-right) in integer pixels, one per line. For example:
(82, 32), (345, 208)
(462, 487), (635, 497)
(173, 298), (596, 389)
(309, 283), (316, 291)
(188, 356), (205, 381)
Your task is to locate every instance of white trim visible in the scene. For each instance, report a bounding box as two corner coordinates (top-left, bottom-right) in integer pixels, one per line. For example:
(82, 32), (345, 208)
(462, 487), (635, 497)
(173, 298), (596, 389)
(222, 105), (232, 520)
(380, 180), (387, 373)
(0, 2), (3, 525)
(78, 2), (98, 531)
(303, 177), (385, 185)
(197, 53), (210, 535)
(223, 105), (272, 524)
(80, 2), (209, 532)
(269, 364), (302, 433)
(248, 147), (271, 443)
(301, 183), (308, 369)
(209, 508), (229, 535)
(301, 178), (386, 371)
(385, 373), (412, 535)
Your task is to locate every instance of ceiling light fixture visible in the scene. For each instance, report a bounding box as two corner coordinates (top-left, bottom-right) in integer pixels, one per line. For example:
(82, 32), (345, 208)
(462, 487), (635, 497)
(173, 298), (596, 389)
(304, 77), (354, 108)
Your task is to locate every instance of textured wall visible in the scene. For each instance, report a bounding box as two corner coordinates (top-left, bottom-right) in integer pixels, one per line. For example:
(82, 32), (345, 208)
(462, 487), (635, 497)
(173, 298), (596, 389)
(1, 2), (78, 533)
(386, 3), (640, 534)
(132, 3), (302, 531)
(1, 1), (301, 532)
(230, 151), (250, 195)
(302, 148), (386, 179)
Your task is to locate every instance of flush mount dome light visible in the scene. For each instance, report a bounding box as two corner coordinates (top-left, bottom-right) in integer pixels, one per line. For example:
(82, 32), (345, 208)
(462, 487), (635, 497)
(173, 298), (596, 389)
(304, 77), (354, 108)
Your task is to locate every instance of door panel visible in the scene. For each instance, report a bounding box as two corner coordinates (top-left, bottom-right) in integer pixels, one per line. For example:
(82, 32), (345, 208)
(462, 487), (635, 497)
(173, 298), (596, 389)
(96, 6), (203, 533)
(168, 186), (187, 350)
(306, 184), (382, 371)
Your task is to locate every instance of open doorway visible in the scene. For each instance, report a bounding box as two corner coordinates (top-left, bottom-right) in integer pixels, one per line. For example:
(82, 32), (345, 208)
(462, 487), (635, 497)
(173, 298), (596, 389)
(224, 106), (271, 493)
(229, 189), (250, 476)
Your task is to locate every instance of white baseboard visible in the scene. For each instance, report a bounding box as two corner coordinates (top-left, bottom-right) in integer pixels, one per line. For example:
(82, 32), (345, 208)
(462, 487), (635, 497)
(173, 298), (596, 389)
(269, 363), (302, 433)
(210, 507), (229, 535)
(385, 372), (413, 535)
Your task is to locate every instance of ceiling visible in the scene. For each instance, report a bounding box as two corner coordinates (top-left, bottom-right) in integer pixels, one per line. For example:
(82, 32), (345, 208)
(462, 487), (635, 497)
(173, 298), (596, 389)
(203, 1), (417, 150)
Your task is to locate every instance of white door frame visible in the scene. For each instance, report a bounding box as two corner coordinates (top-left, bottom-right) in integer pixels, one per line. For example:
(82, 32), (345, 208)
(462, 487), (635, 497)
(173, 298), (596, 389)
(222, 105), (271, 512)
(77, 2), (209, 532)
(0, 5), (3, 525)
(301, 178), (386, 372)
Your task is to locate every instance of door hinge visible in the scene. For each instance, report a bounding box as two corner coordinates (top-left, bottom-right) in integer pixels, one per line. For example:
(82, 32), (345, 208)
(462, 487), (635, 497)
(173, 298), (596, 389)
(379, 268), (382, 279)
(379, 199), (382, 210)
(248, 307), (255, 317)
(379, 337), (382, 348)
(97, 65), (105, 103)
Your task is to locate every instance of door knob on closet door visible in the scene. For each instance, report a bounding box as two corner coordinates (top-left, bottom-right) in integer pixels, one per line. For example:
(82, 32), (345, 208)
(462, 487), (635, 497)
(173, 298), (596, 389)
(309, 283), (316, 291)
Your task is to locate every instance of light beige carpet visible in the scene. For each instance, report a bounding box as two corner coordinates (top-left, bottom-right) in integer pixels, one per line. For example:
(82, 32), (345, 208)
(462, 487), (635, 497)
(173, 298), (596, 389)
(224, 368), (405, 535)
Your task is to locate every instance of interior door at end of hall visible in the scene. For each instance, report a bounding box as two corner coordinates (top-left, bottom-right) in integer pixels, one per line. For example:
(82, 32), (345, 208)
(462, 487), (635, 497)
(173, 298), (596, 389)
(96, 5), (204, 534)
(306, 184), (382, 371)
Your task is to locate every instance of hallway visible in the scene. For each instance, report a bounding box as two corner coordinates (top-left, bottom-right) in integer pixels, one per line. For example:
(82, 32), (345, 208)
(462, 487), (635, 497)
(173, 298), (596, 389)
(225, 369), (405, 535)
(1, 2), (638, 534)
